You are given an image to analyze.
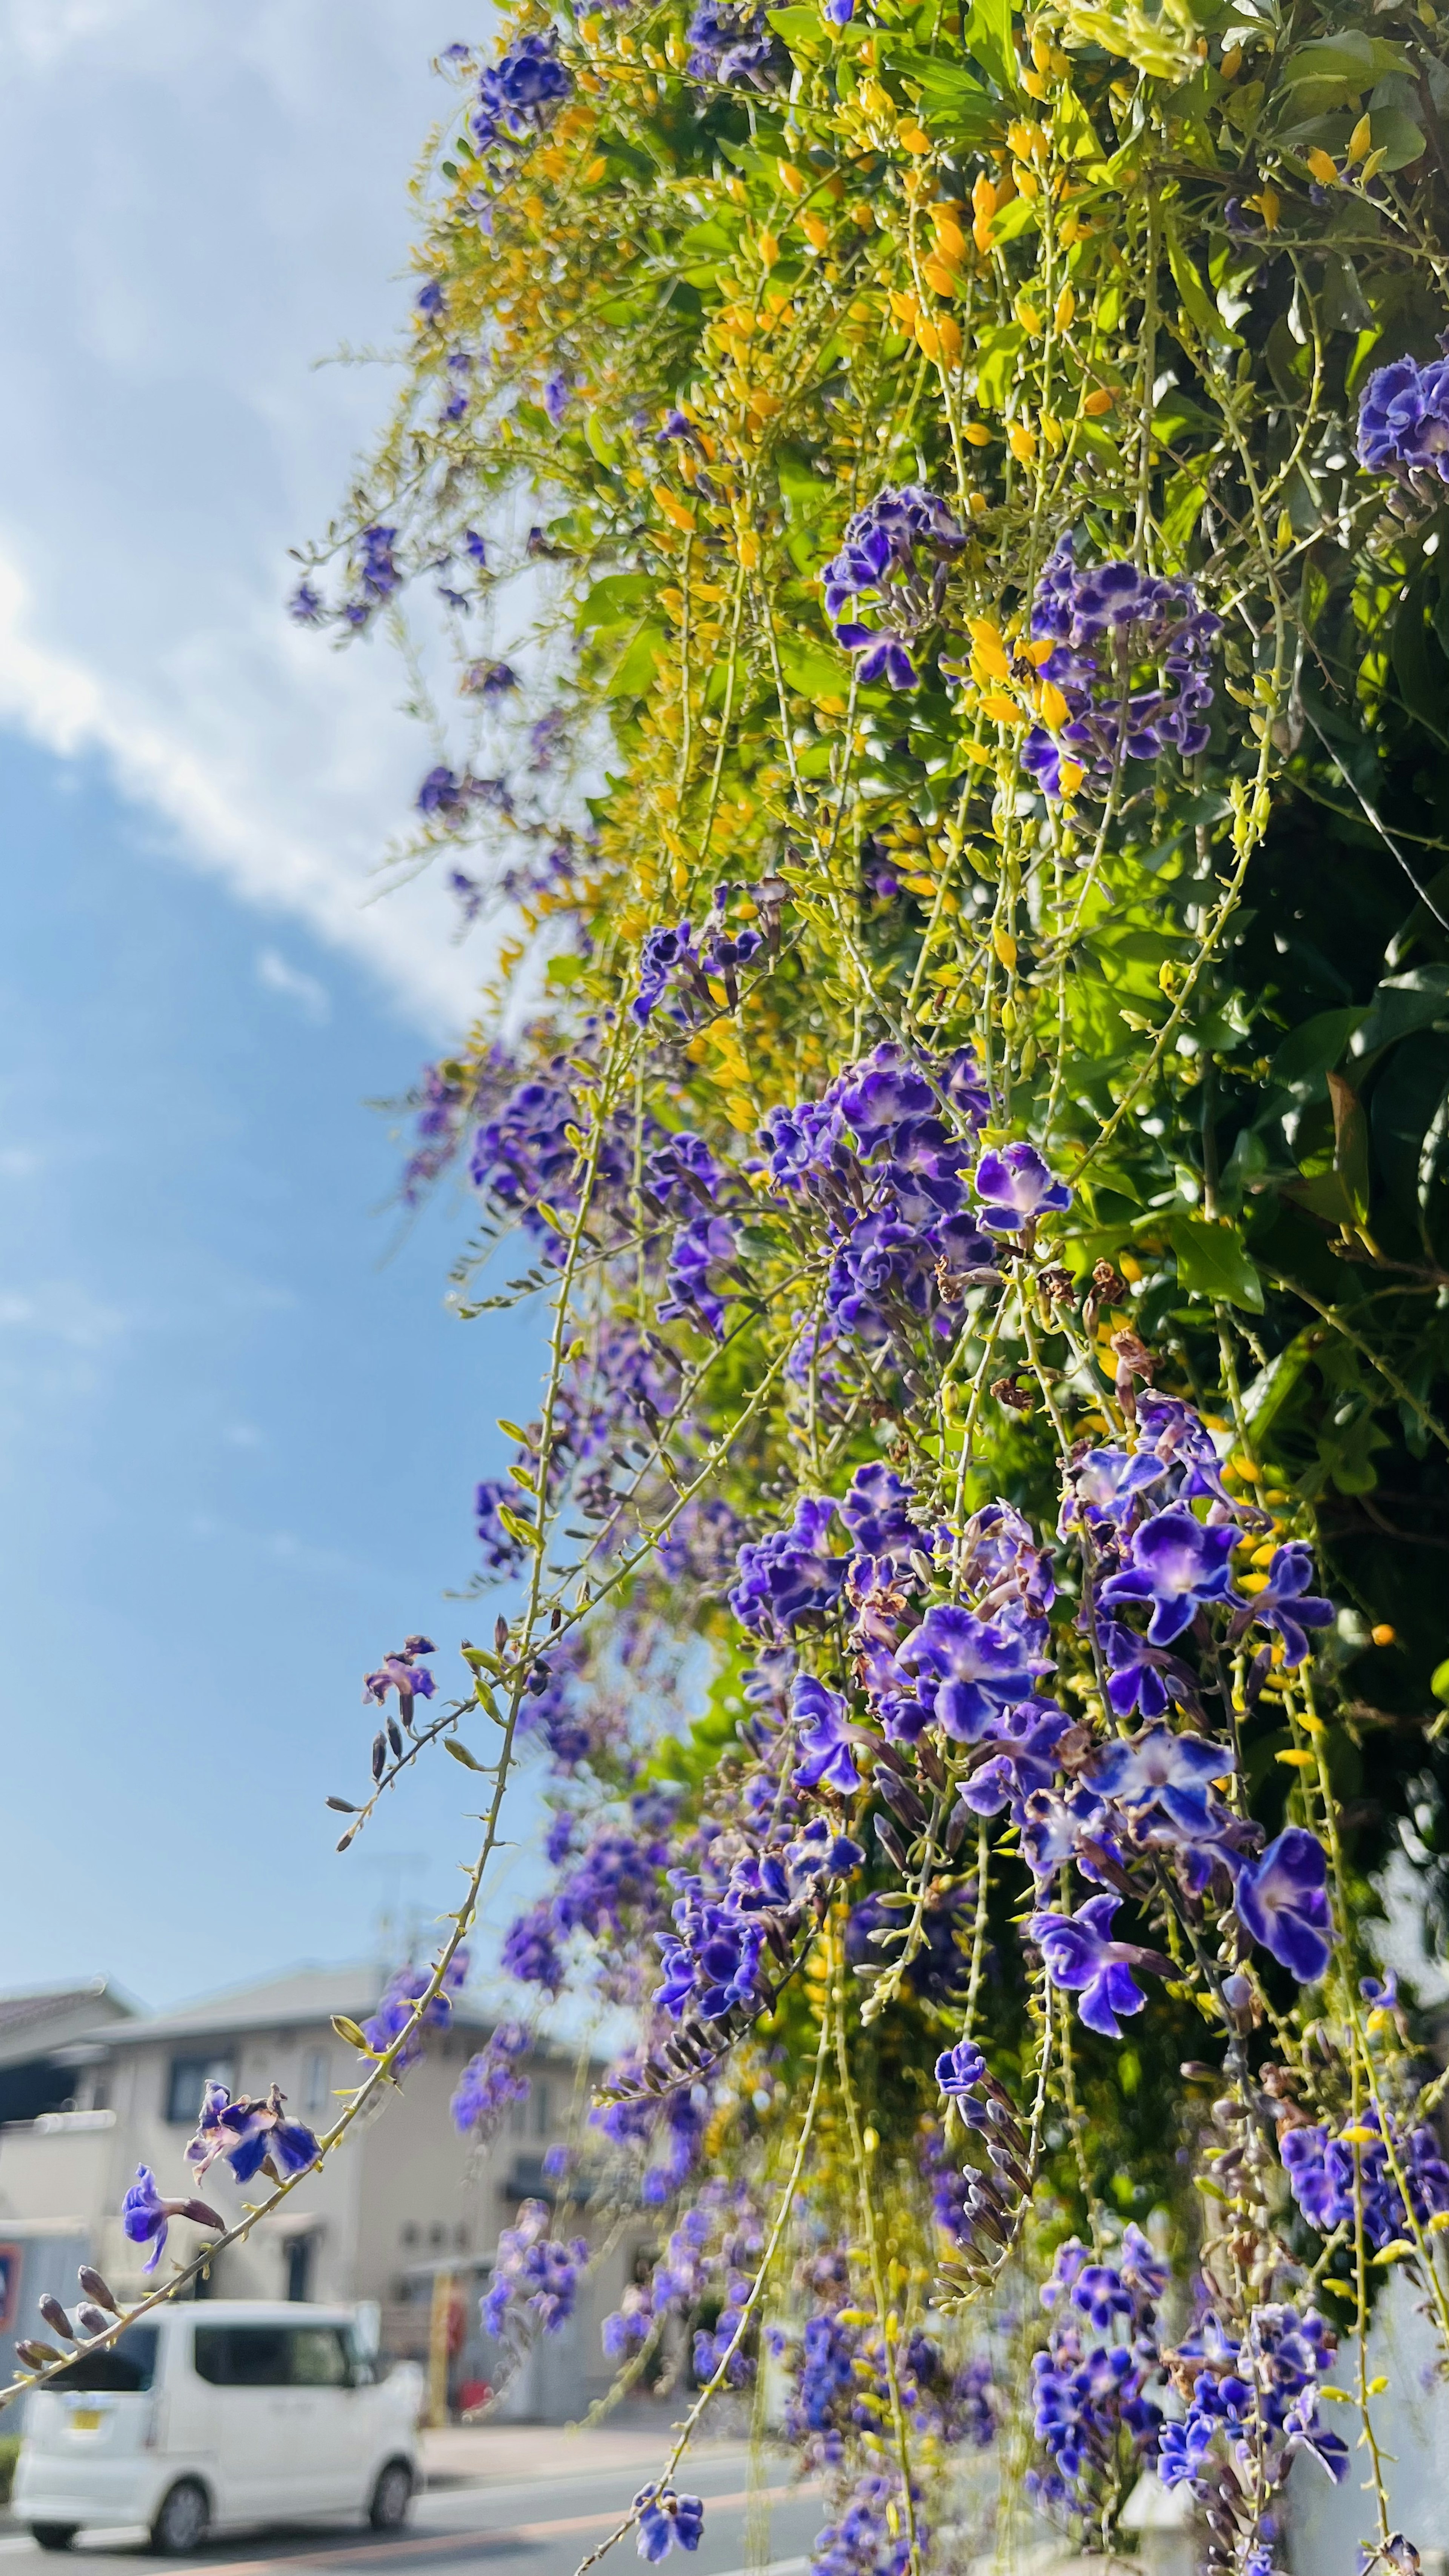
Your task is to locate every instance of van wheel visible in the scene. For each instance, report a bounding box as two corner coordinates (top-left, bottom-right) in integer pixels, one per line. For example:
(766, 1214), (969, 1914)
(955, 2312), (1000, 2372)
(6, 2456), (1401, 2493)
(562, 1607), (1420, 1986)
(30, 2528), (78, 2552)
(150, 2480), (210, 2555)
(369, 2460), (413, 2531)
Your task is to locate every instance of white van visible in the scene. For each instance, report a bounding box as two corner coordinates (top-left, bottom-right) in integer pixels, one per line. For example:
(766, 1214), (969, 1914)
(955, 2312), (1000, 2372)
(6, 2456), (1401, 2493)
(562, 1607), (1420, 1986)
(13, 2301), (422, 2554)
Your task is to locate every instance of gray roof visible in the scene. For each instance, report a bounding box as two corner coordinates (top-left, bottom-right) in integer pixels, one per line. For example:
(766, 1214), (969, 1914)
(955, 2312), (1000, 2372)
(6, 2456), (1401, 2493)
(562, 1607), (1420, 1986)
(0, 1979), (138, 2068)
(74, 1963), (523, 2052)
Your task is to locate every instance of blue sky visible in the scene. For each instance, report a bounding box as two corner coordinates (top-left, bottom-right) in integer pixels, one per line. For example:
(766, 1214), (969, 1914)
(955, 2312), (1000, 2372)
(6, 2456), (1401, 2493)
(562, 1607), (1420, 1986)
(0, 735), (549, 2009)
(0, 3), (562, 2012)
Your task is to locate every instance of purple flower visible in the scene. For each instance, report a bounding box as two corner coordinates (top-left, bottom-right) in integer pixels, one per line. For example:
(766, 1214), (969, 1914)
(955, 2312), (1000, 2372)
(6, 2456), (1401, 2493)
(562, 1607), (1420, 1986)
(362, 1638), (438, 1707)
(1358, 352), (1449, 488)
(633, 921), (697, 1026)
(1098, 1505), (1239, 1644)
(1099, 1619), (1172, 1720)
(1084, 1724), (1231, 1807)
(1231, 1543), (1334, 1667)
(1028, 1893), (1166, 2039)
(634, 2485), (705, 2561)
(791, 1675), (860, 1795)
(416, 278), (447, 319)
(934, 2039), (987, 2098)
(896, 1603), (1041, 1741)
(471, 32), (572, 153)
(730, 1496), (851, 1635)
(185, 2082), (320, 2187)
(289, 579), (323, 625)
(840, 1463), (932, 1561)
(544, 371), (574, 426)
(1234, 1827), (1332, 1984)
(971, 1142), (1072, 1234)
(120, 2168), (224, 2275)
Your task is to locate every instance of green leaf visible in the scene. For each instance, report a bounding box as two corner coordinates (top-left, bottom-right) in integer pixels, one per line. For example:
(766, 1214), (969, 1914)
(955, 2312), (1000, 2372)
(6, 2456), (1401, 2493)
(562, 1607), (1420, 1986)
(577, 571), (655, 638)
(1351, 968), (1449, 1059)
(1367, 104), (1427, 169)
(890, 49), (998, 141)
(1326, 1070), (1370, 1225)
(1163, 1215), (1264, 1311)
(1164, 211), (1241, 349)
(1431, 1657), (1449, 1704)
(1268, 1006), (1366, 1096)
(497, 1503), (543, 1550)
(963, 0), (1017, 95)
(1243, 1332), (1316, 1441)
(445, 1736), (487, 1772)
(767, 5), (828, 43)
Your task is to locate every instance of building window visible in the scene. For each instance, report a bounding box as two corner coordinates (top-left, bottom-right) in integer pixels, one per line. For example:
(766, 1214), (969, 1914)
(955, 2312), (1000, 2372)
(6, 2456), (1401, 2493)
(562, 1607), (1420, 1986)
(533, 2080), (551, 2139)
(401, 2224), (419, 2247)
(429, 2222), (445, 2248)
(285, 2237), (315, 2304)
(302, 2049), (329, 2115)
(166, 2055), (234, 2125)
(508, 2097), (527, 2139)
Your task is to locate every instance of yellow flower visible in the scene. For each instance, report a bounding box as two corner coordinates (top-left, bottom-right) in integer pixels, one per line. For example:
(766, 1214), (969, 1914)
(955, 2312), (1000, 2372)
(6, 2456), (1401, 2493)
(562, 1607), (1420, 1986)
(898, 123), (932, 154)
(1059, 758), (1084, 795)
(923, 256), (960, 297)
(915, 313), (941, 358)
(758, 231), (780, 267)
(778, 160), (808, 195)
(1347, 111), (1373, 163)
(993, 927), (1018, 968)
(981, 691), (1022, 725)
(964, 420), (992, 445)
(1008, 118), (1047, 161)
(802, 212), (831, 251)
(1039, 680), (1069, 729)
(1083, 386), (1115, 417)
(1054, 283), (1075, 330)
(1306, 146), (1339, 185)
(967, 619), (1012, 681)
(931, 210), (967, 260)
(652, 484), (697, 533)
(935, 314), (962, 363)
(1008, 420), (1038, 463)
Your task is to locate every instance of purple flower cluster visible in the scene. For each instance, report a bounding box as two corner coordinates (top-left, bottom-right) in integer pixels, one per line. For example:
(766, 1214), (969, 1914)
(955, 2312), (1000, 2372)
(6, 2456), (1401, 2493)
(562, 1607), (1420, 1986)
(1028, 2231), (1165, 2526)
(731, 1495), (852, 1635)
(821, 486), (966, 690)
(469, 1061), (631, 1264)
(685, 0), (783, 87)
(1160, 2303), (1347, 2496)
(758, 1042), (999, 1368)
(452, 2023), (531, 2139)
(470, 33), (572, 155)
(656, 1816), (862, 2023)
(361, 1952), (468, 2068)
(809, 2474), (915, 2576)
(481, 2198), (588, 2344)
(1358, 348), (1449, 492)
(1020, 534), (1218, 798)
(474, 1476), (529, 1575)
(632, 893), (764, 1027)
(1280, 2107), (1449, 2251)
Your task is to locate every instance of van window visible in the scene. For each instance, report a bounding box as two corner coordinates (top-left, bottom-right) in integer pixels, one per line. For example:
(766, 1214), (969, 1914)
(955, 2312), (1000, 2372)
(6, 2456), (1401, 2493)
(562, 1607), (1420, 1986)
(192, 2324), (291, 2387)
(50, 2327), (158, 2396)
(290, 2328), (350, 2388)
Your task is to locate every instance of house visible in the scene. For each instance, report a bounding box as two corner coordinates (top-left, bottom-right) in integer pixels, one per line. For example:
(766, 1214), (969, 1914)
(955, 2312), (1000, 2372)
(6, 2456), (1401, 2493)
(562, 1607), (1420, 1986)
(0, 1966), (645, 2420)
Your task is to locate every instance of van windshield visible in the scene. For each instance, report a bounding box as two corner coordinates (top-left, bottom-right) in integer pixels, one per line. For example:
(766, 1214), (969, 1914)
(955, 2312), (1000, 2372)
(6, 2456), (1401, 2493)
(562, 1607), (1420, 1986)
(49, 2327), (158, 2395)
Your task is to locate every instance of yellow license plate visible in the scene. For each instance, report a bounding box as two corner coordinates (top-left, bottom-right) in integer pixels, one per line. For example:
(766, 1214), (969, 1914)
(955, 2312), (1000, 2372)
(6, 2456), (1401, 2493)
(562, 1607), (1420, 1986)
(68, 2410), (103, 2433)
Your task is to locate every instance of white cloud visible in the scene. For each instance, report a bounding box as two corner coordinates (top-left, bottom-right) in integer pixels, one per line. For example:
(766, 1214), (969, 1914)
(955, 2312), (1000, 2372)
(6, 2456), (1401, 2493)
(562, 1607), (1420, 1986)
(0, 0), (500, 1032)
(0, 1283), (128, 1349)
(257, 946), (331, 1023)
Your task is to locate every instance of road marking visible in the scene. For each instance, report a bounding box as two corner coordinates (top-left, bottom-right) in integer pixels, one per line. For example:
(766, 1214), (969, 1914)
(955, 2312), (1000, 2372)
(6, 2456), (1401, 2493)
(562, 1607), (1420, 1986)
(16, 2479), (824, 2575)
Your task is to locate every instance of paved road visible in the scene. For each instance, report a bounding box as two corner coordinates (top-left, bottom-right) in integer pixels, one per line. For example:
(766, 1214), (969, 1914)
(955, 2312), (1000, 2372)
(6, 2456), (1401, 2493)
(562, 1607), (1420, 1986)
(0, 2448), (828, 2576)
